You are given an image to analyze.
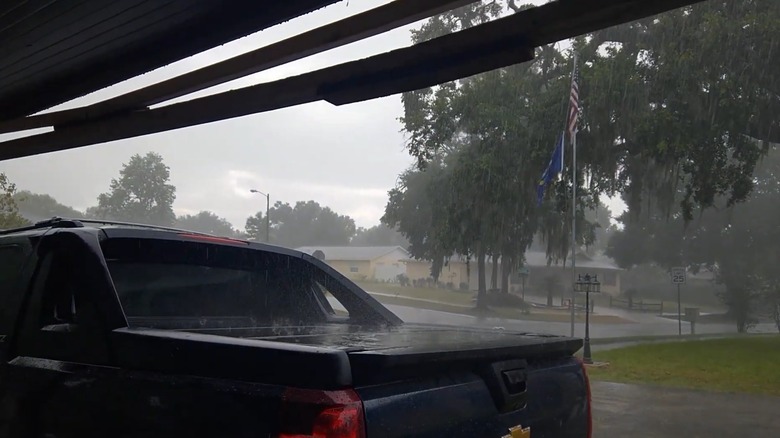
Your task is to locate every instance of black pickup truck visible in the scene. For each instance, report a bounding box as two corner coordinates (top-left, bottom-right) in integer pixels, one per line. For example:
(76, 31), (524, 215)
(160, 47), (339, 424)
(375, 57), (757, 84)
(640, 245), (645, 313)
(0, 219), (590, 438)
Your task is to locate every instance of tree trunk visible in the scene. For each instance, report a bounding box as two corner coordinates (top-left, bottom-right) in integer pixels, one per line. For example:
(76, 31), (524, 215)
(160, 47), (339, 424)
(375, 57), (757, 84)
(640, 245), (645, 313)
(476, 243), (487, 309)
(490, 254), (499, 291)
(500, 255), (511, 294)
(545, 276), (555, 307)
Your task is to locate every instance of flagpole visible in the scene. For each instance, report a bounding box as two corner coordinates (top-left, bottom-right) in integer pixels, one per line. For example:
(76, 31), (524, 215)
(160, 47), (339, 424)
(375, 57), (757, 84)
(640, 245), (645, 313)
(569, 53), (578, 338)
(570, 124), (577, 338)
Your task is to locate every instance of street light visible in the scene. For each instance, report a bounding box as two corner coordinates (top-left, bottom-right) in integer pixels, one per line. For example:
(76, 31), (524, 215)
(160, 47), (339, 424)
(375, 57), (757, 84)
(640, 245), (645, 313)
(249, 189), (270, 243)
(574, 273), (601, 364)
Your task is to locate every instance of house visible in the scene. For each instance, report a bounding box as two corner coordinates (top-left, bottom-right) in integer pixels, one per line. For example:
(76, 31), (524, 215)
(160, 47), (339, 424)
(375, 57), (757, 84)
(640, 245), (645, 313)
(521, 250), (622, 296)
(404, 257), (470, 288)
(296, 246), (410, 282)
(401, 250), (623, 295)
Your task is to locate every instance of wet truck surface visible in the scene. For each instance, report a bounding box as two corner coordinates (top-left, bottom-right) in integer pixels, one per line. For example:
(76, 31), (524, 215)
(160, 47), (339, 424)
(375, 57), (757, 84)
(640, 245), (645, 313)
(0, 219), (591, 438)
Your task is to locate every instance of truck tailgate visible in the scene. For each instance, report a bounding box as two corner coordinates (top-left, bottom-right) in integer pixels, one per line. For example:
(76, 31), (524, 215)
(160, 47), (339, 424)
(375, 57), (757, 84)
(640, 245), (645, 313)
(249, 323), (588, 437)
(342, 324), (588, 438)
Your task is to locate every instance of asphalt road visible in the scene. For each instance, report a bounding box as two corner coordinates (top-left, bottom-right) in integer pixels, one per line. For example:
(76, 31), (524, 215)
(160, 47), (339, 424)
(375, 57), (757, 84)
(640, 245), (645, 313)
(592, 381), (780, 437)
(382, 303), (778, 338)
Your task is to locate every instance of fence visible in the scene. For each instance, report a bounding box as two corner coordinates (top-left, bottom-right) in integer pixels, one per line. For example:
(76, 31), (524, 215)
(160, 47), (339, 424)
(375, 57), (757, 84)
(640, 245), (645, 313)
(609, 296), (664, 314)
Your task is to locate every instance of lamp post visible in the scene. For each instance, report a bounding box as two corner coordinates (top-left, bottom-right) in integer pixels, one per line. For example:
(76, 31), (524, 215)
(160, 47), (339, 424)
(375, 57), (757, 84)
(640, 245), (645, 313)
(249, 189), (270, 243)
(574, 273), (600, 364)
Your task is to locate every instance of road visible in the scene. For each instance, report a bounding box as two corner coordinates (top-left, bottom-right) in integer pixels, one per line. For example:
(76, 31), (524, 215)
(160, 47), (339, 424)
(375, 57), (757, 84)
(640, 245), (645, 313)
(382, 303), (778, 338)
(592, 381), (780, 437)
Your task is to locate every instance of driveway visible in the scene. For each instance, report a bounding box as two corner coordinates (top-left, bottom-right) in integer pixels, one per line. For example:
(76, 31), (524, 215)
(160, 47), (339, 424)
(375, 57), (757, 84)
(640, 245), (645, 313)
(592, 381), (780, 437)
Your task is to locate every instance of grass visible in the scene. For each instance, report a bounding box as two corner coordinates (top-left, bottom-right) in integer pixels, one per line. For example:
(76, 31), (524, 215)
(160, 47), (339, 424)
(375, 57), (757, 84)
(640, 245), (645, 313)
(586, 336), (780, 396)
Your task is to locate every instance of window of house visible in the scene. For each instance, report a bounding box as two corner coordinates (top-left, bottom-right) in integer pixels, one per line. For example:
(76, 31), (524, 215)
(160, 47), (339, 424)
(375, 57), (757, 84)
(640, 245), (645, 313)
(349, 266), (359, 273)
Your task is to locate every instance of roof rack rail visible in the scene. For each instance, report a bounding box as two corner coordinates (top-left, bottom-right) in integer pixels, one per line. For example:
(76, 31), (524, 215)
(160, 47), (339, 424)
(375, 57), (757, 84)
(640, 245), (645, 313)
(73, 218), (212, 236)
(0, 217), (227, 238)
(0, 216), (83, 235)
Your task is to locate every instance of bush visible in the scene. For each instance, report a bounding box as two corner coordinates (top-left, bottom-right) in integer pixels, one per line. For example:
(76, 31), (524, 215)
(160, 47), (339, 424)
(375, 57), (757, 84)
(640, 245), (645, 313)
(483, 291), (530, 313)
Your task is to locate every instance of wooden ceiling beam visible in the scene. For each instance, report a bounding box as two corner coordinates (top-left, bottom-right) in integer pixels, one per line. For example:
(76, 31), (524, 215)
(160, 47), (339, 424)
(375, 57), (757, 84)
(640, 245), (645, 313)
(0, 0), (475, 135)
(0, 0), (706, 161)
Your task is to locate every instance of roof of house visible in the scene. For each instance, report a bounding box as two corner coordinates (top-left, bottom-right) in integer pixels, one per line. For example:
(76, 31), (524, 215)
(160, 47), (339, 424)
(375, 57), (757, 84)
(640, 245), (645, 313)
(296, 246), (409, 262)
(524, 251), (621, 270)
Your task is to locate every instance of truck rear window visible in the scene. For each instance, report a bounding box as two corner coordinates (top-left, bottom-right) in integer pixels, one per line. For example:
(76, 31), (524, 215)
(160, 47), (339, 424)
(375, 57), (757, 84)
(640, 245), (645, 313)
(101, 238), (337, 330)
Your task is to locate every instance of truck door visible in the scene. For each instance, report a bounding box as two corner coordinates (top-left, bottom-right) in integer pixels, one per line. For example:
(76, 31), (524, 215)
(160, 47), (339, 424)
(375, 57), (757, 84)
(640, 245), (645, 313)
(1, 231), (126, 438)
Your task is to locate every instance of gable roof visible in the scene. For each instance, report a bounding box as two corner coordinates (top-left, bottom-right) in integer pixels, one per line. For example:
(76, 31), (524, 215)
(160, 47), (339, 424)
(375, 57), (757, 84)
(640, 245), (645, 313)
(524, 250), (620, 270)
(296, 246), (409, 262)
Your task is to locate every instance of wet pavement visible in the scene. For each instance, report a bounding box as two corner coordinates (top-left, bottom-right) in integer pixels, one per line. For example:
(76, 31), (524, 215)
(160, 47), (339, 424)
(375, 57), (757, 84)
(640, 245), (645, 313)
(382, 303), (778, 339)
(591, 381), (780, 437)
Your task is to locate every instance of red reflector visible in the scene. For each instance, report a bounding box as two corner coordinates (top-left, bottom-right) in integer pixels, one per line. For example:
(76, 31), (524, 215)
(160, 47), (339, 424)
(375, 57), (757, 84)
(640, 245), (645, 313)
(177, 233), (248, 245)
(278, 388), (365, 438)
(576, 357), (593, 438)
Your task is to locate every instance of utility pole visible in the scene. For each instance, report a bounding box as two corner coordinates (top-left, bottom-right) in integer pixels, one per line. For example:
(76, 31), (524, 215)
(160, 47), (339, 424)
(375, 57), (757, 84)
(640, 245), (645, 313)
(250, 189), (270, 243)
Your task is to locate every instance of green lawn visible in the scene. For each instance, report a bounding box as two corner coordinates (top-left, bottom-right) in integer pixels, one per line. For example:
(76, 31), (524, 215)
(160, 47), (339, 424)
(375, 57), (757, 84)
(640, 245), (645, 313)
(587, 336), (780, 396)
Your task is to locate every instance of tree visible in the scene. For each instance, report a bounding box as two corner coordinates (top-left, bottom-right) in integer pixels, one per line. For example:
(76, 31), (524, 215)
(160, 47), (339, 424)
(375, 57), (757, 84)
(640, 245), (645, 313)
(608, 145), (780, 332)
(246, 200), (356, 248)
(0, 173), (30, 229)
(92, 152), (176, 226)
(176, 211), (237, 236)
(351, 225), (409, 247)
(14, 191), (83, 220)
(578, 0), (779, 219)
(395, 0), (779, 311)
(394, 2), (597, 308)
(245, 211), (268, 242)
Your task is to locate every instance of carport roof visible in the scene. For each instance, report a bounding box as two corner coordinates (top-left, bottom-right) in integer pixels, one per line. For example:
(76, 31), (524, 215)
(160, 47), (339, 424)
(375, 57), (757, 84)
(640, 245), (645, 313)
(0, 0), (338, 121)
(0, 0), (706, 161)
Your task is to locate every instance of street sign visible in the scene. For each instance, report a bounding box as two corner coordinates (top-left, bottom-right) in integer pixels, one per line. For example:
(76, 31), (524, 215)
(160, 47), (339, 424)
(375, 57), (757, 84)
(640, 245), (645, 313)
(671, 267), (686, 284)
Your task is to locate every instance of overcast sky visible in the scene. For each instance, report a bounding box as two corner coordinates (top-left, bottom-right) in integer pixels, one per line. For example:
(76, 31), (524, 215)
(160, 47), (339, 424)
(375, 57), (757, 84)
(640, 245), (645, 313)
(0, 0), (624, 230)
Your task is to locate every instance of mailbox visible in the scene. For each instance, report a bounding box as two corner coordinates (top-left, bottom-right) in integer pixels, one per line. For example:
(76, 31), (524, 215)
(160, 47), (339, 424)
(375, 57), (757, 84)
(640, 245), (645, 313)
(685, 307), (700, 322)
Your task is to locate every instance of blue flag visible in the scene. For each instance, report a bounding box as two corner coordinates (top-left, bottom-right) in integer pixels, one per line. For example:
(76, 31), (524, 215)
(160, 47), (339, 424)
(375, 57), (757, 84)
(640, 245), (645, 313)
(537, 132), (565, 206)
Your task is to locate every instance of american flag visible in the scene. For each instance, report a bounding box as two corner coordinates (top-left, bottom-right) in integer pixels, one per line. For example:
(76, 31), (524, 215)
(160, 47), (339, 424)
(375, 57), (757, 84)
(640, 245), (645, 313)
(567, 64), (579, 138)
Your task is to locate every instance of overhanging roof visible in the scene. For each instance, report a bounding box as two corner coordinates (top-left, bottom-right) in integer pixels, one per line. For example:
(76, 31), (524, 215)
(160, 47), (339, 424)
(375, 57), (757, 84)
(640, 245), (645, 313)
(0, 0), (706, 161)
(0, 0), (339, 120)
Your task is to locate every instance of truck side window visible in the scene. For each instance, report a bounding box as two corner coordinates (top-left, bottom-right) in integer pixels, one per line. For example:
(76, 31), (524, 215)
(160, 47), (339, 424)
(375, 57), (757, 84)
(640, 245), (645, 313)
(0, 244), (26, 358)
(16, 248), (111, 364)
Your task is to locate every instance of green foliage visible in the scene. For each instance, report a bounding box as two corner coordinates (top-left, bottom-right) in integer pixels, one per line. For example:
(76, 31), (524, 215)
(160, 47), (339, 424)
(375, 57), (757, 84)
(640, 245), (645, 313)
(246, 200), (356, 248)
(14, 190), (83, 219)
(581, 0), (779, 218)
(0, 173), (30, 229)
(392, 0), (779, 310)
(176, 211), (237, 237)
(351, 225), (409, 248)
(608, 146), (780, 332)
(245, 211), (268, 242)
(92, 152), (176, 226)
(391, 2), (598, 305)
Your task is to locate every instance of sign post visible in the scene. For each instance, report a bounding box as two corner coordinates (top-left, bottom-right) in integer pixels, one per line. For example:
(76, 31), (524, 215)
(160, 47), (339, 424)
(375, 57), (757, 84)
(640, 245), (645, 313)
(671, 267), (686, 335)
(518, 267), (530, 301)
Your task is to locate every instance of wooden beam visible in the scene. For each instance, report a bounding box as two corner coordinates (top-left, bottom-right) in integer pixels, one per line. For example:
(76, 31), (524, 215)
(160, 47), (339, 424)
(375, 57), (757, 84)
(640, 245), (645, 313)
(0, 0), (705, 161)
(0, 0), (475, 135)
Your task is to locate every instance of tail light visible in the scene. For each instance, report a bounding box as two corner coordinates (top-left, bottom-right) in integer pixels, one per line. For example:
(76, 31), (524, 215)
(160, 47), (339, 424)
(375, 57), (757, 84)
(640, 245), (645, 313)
(577, 358), (593, 438)
(278, 388), (366, 438)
